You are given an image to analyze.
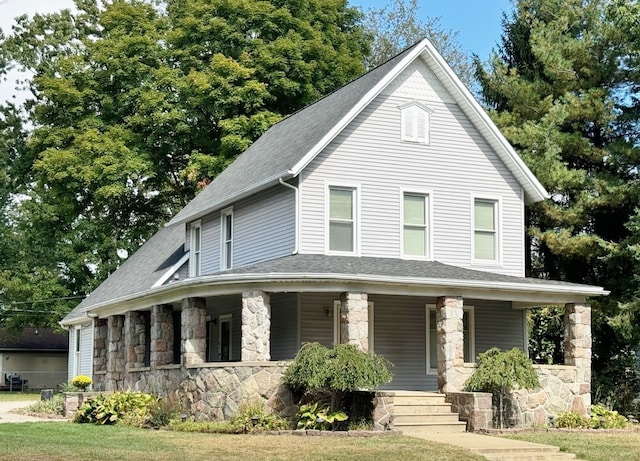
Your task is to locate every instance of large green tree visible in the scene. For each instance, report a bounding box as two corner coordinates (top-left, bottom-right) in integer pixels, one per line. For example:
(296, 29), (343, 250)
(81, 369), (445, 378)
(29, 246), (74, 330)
(476, 0), (640, 408)
(0, 0), (368, 330)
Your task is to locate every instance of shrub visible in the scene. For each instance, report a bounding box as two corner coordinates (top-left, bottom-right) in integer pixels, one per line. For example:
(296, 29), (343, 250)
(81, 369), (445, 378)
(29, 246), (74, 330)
(227, 399), (291, 433)
(147, 398), (181, 428)
(464, 347), (538, 429)
(71, 375), (92, 391)
(283, 342), (393, 393)
(296, 402), (348, 430)
(74, 391), (158, 425)
(25, 394), (64, 416)
(555, 411), (591, 428)
(590, 403), (627, 429)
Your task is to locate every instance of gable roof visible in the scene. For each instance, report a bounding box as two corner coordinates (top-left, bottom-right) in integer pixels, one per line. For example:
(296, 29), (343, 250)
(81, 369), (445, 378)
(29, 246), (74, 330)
(167, 38), (548, 227)
(0, 327), (68, 352)
(62, 224), (186, 325)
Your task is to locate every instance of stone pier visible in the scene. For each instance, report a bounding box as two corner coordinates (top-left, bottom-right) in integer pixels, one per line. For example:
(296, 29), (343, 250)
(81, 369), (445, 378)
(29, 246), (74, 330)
(151, 305), (175, 367)
(241, 291), (271, 361)
(106, 315), (125, 391)
(339, 292), (369, 351)
(181, 298), (207, 365)
(436, 295), (464, 393)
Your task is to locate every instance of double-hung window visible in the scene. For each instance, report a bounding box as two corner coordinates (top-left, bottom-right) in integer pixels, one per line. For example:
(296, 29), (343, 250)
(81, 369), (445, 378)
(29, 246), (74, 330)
(328, 186), (357, 253)
(221, 207), (233, 270)
(473, 198), (499, 262)
(403, 192), (430, 258)
(189, 220), (202, 277)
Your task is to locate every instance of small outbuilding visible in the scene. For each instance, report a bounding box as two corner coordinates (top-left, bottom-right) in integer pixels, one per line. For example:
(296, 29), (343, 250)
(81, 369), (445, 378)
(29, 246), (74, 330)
(0, 327), (69, 390)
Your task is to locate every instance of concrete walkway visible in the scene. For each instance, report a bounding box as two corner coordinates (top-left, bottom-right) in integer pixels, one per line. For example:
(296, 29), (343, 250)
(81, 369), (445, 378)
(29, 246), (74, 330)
(408, 431), (578, 461)
(0, 400), (68, 424)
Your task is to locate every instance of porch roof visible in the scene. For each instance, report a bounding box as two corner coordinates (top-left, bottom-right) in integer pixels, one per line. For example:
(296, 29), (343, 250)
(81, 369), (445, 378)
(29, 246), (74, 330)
(62, 253), (607, 325)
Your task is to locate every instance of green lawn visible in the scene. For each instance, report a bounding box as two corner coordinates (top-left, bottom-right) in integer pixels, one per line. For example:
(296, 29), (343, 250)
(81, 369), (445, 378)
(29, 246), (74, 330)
(0, 391), (39, 402)
(502, 430), (640, 461)
(0, 423), (488, 461)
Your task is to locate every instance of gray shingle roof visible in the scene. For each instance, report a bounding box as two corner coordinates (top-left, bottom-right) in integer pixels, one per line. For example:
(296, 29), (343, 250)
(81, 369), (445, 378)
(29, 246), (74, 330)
(216, 254), (601, 290)
(62, 224), (186, 323)
(167, 43), (422, 226)
(0, 327), (68, 351)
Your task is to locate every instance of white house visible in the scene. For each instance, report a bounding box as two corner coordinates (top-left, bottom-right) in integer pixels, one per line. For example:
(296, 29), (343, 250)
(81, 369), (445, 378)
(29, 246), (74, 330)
(61, 39), (606, 430)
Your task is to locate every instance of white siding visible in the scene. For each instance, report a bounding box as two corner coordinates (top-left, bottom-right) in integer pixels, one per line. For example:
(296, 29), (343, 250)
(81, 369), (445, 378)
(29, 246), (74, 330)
(370, 295), (436, 391)
(68, 323), (93, 382)
(199, 185), (295, 274)
(270, 293), (299, 360)
(473, 299), (525, 355)
(299, 58), (525, 276)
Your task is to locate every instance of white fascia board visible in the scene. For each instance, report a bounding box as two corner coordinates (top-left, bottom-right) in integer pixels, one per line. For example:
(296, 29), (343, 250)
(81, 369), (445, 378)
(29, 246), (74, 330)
(77, 271), (608, 320)
(152, 252), (190, 288)
(421, 41), (549, 204)
(288, 39), (430, 176)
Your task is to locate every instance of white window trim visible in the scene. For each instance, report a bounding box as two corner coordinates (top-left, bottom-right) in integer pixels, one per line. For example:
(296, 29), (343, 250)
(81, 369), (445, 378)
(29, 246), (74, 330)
(73, 326), (81, 377)
(189, 220), (202, 277)
(220, 207), (233, 270)
(368, 301), (374, 352)
(219, 314), (233, 361)
(400, 187), (434, 260)
(325, 182), (361, 255)
(399, 100), (433, 145)
(426, 304), (475, 375)
(333, 300), (341, 345)
(471, 195), (503, 266)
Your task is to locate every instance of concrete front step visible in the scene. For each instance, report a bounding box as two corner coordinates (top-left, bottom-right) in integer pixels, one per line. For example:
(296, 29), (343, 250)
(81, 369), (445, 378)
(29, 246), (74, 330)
(393, 391), (448, 406)
(394, 403), (454, 414)
(396, 421), (467, 434)
(394, 412), (461, 424)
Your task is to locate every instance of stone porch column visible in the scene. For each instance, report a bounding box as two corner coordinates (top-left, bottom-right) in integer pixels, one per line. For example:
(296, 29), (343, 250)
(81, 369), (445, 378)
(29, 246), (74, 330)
(241, 291), (271, 361)
(339, 292), (369, 352)
(106, 315), (125, 391)
(181, 297), (207, 365)
(93, 318), (108, 375)
(436, 295), (464, 393)
(151, 305), (175, 367)
(564, 302), (592, 413)
(125, 311), (150, 372)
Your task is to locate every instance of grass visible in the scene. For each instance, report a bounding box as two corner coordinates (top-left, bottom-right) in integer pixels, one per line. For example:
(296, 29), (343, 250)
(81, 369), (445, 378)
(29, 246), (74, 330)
(502, 430), (640, 461)
(0, 391), (40, 402)
(0, 423), (487, 461)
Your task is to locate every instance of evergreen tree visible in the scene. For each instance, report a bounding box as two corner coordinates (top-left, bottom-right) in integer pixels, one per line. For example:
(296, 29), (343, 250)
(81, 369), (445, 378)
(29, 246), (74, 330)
(476, 0), (640, 407)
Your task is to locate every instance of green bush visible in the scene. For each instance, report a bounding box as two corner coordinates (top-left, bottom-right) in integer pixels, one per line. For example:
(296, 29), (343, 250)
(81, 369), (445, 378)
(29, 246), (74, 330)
(25, 394), (64, 416)
(74, 391), (158, 425)
(590, 403), (627, 429)
(283, 342), (393, 393)
(167, 400), (290, 434)
(296, 402), (348, 430)
(555, 411), (591, 428)
(168, 420), (236, 433)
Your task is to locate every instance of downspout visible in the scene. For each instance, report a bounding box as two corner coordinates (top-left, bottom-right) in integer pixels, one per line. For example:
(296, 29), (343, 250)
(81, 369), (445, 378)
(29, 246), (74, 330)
(279, 177), (299, 254)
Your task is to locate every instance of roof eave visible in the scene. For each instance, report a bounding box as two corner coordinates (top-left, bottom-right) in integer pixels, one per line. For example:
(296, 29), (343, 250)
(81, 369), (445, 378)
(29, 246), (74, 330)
(166, 171), (293, 227)
(62, 271), (607, 324)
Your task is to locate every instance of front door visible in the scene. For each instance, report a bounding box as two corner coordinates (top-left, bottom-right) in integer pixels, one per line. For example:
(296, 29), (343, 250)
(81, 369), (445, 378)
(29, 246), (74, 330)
(219, 315), (232, 361)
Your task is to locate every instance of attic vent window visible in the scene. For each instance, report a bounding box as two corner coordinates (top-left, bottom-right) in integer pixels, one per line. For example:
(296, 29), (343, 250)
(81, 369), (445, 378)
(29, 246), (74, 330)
(399, 101), (433, 144)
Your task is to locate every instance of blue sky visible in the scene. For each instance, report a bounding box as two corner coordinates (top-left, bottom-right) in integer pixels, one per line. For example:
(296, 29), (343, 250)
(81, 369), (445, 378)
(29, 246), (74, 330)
(350, 0), (513, 61)
(1, 0), (513, 60)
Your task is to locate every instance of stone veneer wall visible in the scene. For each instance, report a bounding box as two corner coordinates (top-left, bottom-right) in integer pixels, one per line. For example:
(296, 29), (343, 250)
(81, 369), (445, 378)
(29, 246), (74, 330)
(446, 392), (493, 432)
(510, 364), (588, 427)
(241, 291), (271, 361)
(125, 311), (149, 369)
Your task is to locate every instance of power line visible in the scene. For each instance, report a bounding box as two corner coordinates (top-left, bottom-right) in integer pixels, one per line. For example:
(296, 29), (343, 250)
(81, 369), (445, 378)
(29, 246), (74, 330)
(10, 294), (86, 305)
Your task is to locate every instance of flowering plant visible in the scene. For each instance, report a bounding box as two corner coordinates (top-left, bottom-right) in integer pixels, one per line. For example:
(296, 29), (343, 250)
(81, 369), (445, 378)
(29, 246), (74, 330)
(71, 375), (92, 391)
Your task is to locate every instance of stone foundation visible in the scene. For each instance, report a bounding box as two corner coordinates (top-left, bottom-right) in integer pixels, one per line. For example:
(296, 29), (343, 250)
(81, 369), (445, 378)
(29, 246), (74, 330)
(371, 392), (394, 431)
(63, 391), (103, 418)
(446, 391), (493, 432)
